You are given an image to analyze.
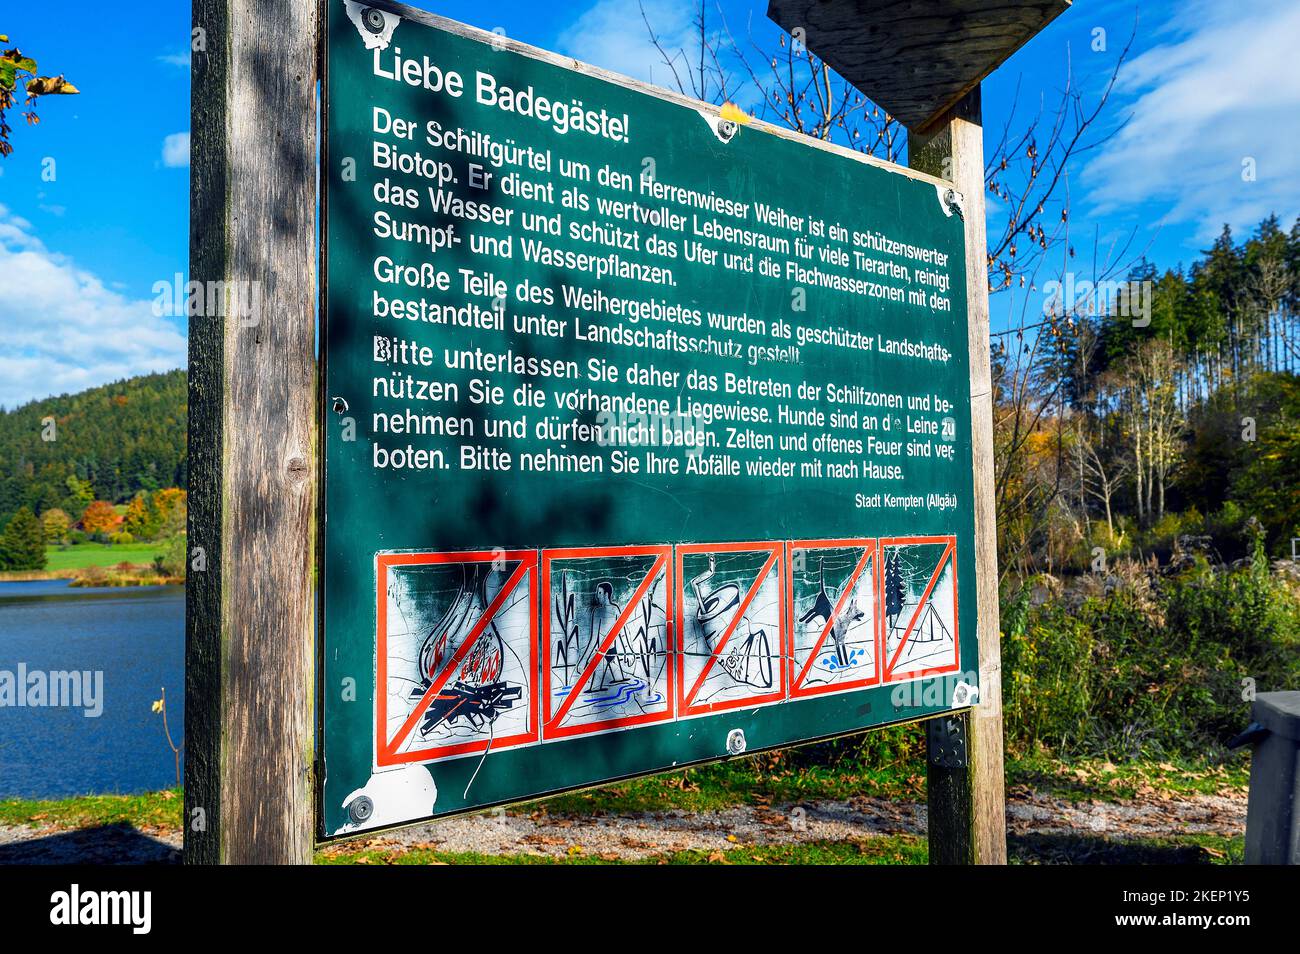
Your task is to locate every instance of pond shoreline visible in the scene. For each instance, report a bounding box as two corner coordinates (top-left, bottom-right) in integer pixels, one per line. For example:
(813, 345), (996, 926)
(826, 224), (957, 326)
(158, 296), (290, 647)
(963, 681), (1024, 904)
(0, 579), (185, 799)
(0, 567), (183, 587)
(0, 569), (76, 582)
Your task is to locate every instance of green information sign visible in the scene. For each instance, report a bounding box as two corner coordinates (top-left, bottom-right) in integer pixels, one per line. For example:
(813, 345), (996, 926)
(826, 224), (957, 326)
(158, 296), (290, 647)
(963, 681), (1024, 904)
(321, 0), (978, 837)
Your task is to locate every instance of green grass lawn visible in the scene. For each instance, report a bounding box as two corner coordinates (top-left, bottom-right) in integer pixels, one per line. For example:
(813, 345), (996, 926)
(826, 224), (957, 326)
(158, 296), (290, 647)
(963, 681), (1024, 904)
(44, 542), (168, 571)
(0, 781), (1239, 864)
(0, 789), (183, 830)
(316, 833), (1243, 866)
(510, 752), (1248, 816)
(316, 837), (932, 865)
(0, 754), (1246, 833)
(0, 754), (1247, 865)
(1003, 753), (1250, 801)
(529, 757), (926, 815)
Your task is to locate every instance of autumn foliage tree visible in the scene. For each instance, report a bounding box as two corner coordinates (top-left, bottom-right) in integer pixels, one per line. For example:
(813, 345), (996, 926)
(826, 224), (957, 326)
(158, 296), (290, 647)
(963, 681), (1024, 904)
(0, 32), (77, 157)
(81, 500), (120, 536)
(120, 488), (186, 540)
(152, 487), (188, 532)
(41, 507), (71, 544)
(123, 495), (156, 539)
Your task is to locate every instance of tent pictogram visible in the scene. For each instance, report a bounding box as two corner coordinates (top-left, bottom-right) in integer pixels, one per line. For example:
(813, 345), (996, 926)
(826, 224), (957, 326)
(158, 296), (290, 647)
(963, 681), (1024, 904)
(879, 536), (960, 683)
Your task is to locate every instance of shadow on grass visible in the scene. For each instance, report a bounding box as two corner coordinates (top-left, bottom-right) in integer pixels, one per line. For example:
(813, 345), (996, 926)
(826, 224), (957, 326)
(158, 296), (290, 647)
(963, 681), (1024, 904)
(1009, 832), (1235, 865)
(0, 823), (179, 865)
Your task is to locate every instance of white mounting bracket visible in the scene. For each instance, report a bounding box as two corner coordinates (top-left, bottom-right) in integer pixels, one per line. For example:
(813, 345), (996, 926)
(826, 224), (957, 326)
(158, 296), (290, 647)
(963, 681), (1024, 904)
(695, 107), (740, 144)
(952, 679), (980, 707)
(344, 1), (402, 51)
(939, 186), (966, 219)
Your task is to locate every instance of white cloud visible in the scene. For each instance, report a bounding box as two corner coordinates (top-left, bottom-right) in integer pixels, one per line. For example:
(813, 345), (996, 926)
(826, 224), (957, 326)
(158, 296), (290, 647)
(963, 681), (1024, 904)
(162, 131), (190, 168)
(0, 205), (186, 409)
(1081, 0), (1300, 244)
(556, 0), (695, 88)
(158, 52), (189, 68)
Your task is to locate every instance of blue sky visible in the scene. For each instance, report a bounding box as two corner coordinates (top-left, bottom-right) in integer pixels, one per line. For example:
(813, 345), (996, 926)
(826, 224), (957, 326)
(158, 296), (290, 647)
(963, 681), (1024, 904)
(1, 0), (1297, 407)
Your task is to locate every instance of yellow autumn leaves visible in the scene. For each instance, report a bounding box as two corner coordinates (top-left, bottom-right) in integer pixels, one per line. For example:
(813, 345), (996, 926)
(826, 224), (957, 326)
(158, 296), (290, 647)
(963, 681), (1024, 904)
(25, 75), (79, 96)
(719, 102), (752, 125)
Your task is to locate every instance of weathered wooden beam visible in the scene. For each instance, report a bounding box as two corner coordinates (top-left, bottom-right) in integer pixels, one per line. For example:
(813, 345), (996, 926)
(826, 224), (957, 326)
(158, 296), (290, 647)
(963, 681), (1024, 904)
(185, 0), (319, 865)
(767, 0), (1070, 132)
(910, 88), (1008, 865)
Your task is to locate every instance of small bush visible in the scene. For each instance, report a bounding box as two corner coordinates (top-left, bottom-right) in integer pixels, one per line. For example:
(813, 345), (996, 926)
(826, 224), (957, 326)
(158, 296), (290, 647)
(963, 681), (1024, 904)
(1204, 502), (1251, 563)
(154, 533), (187, 579)
(1137, 509), (1205, 563)
(1002, 555), (1300, 760)
(78, 564), (106, 584)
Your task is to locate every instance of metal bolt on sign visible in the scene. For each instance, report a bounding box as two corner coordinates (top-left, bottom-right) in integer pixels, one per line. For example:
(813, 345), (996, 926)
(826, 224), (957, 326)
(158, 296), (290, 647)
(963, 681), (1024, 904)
(361, 7), (386, 34)
(347, 795), (373, 825)
(726, 728), (747, 755)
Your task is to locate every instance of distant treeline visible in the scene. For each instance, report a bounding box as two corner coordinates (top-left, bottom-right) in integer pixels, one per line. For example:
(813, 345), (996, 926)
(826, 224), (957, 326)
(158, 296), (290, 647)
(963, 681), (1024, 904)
(996, 214), (1300, 575)
(0, 370), (187, 530)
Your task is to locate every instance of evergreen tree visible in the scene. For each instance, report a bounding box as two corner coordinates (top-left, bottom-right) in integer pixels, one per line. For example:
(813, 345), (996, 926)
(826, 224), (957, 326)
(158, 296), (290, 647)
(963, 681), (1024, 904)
(1286, 217), (1300, 318)
(0, 507), (47, 571)
(1201, 225), (1249, 393)
(0, 370), (186, 532)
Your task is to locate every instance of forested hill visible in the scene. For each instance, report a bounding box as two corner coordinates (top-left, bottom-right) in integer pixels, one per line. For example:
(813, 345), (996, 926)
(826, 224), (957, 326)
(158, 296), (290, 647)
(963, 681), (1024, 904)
(0, 370), (187, 525)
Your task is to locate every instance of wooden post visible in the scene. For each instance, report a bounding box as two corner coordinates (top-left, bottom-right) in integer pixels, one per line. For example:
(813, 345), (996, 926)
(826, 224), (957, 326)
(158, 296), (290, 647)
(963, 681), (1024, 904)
(910, 88), (1008, 865)
(185, 0), (319, 864)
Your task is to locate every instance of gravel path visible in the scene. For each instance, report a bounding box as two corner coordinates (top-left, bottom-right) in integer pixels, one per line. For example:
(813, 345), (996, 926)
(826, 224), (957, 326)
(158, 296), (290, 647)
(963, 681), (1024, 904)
(329, 789), (1247, 860)
(0, 788), (1244, 864)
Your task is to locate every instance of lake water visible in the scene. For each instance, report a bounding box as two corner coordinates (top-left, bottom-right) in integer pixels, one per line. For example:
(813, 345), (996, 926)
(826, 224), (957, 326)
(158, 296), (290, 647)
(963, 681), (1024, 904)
(0, 580), (184, 799)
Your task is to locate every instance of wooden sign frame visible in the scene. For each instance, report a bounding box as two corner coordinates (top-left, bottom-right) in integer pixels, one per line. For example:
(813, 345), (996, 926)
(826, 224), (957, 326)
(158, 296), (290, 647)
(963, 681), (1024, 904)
(186, 0), (1009, 864)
